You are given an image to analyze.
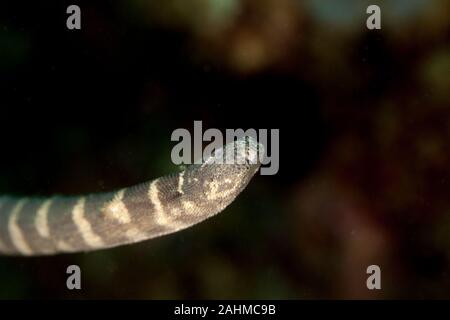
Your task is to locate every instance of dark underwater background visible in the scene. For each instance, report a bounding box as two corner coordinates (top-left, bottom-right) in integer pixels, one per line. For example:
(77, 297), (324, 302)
(0, 0), (449, 299)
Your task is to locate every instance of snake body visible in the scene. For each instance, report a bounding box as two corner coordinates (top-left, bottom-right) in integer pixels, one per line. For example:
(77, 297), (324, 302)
(0, 137), (262, 256)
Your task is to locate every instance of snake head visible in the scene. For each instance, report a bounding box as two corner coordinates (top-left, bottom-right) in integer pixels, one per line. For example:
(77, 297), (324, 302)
(180, 136), (263, 216)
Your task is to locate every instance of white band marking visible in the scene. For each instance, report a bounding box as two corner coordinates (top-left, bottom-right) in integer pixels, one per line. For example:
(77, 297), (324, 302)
(103, 189), (131, 224)
(56, 240), (73, 252)
(35, 199), (53, 238)
(8, 199), (33, 255)
(177, 171), (185, 195)
(125, 227), (147, 242)
(72, 197), (104, 248)
(148, 180), (169, 226)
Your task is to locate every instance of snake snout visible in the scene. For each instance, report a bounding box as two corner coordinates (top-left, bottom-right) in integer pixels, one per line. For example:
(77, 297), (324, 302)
(232, 136), (264, 166)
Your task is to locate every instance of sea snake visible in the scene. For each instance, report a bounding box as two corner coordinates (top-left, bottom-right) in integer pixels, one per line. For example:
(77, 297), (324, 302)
(0, 137), (262, 256)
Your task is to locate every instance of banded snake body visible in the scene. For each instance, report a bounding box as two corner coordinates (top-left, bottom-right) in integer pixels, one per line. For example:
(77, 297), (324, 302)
(0, 137), (262, 256)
